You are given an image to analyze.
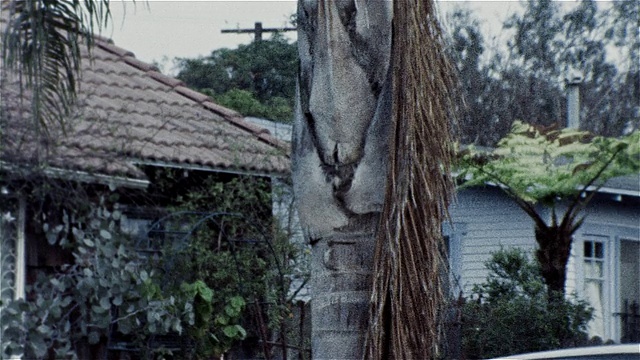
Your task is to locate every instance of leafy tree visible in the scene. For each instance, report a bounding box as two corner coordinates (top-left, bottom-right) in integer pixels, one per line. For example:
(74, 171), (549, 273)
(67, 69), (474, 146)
(502, 0), (629, 135)
(213, 89), (293, 123)
(457, 121), (640, 297)
(462, 248), (593, 359)
(446, 8), (511, 145)
(446, 0), (638, 146)
(176, 34), (297, 123)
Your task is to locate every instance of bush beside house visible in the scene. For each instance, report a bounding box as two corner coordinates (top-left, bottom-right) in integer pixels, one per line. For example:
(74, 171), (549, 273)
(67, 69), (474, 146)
(461, 248), (594, 359)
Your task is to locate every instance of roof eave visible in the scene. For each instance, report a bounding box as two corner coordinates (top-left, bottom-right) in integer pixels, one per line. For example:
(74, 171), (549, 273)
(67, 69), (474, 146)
(132, 160), (290, 179)
(0, 161), (150, 190)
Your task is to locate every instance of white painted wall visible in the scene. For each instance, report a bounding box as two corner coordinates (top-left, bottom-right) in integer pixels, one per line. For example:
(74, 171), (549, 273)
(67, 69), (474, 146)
(451, 186), (640, 342)
(448, 186), (537, 294)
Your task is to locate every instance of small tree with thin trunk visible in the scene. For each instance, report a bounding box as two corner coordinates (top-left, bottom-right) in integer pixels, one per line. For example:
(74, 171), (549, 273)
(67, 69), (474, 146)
(457, 121), (639, 298)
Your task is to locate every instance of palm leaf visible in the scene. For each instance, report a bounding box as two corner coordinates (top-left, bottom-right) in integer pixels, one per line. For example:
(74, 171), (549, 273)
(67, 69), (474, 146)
(2, 0), (111, 138)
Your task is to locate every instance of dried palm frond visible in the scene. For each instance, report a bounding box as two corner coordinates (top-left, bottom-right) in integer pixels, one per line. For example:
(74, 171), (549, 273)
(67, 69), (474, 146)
(365, 0), (458, 358)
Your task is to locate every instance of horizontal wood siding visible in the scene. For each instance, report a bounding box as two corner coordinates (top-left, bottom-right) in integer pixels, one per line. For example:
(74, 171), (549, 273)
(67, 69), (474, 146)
(450, 187), (536, 294)
(452, 188), (639, 300)
(581, 197), (640, 229)
(560, 195), (639, 298)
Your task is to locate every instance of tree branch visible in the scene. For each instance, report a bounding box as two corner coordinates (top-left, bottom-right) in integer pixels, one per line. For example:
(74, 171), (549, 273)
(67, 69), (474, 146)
(467, 161), (550, 232)
(560, 146), (624, 231)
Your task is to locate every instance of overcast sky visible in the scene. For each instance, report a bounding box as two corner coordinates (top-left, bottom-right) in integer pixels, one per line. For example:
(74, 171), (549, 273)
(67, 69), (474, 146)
(105, 1), (531, 74)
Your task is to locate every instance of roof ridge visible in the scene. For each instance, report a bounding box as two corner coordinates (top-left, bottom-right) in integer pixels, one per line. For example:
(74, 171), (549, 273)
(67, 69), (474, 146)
(93, 36), (289, 155)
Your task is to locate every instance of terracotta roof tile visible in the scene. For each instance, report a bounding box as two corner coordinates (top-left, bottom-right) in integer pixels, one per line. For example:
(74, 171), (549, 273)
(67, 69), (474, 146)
(95, 41), (135, 58)
(123, 56), (160, 72)
(175, 86), (212, 104)
(148, 71), (184, 88)
(1, 33), (290, 182)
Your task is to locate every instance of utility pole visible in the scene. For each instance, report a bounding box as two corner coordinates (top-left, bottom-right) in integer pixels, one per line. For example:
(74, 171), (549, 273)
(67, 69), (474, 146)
(221, 22), (296, 42)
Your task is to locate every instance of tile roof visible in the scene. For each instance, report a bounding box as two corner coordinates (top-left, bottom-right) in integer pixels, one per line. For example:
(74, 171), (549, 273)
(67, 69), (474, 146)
(1, 28), (290, 183)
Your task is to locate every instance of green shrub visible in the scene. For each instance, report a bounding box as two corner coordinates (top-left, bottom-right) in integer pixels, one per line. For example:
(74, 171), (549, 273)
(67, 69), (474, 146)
(0, 197), (247, 359)
(152, 171), (308, 358)
(1, 199), (187, 359)
(462, 248), (593, 359)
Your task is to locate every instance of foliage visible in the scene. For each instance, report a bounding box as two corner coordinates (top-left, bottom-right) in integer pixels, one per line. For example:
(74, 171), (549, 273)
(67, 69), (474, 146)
(213, 89), (293, 124)
(446, 8), (494, 144)
(1, 0), (112, 137)
(458, 121), (640, 205)
(0, 166), (307, 359)
(0, 198), (187, 359)
(149, 169), (309, 358)
(175, 34), (297, 123)
(446, 0), (639, 145)
(180, 281), (246, 357)
(457, 121), (639, 294)
(462, 248), (593, 359)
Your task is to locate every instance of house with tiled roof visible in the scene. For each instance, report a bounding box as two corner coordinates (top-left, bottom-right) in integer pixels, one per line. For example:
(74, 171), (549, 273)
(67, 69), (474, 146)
(0, 31), (290, 271)
(0, 13), (293, 356)
(1, 36), (289, 182)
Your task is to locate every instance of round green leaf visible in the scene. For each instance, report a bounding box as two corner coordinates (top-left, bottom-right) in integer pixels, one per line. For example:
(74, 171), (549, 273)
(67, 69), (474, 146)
(99, 229), (112, 240)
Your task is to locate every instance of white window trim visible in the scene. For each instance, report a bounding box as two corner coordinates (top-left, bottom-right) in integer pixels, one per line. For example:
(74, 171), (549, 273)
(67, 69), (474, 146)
(14, 197), (26, 300)
(575, 222), (639, 343)
(577, 234), (612, 340)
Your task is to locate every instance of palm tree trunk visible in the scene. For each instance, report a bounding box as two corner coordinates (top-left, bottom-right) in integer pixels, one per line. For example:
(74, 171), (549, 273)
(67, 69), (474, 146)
(535, 224), (574, 298)
(309, 219), (377, 359)
(294, 1), (456, 358)
(293, 1), (393, 358)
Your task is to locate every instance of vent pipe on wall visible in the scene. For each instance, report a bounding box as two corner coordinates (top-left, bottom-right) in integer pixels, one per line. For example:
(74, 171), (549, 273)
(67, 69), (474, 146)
(565, 69), (583, 129)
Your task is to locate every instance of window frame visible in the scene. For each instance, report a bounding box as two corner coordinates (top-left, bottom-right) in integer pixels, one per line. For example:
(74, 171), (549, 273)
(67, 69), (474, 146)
(575, 222), (639, 342)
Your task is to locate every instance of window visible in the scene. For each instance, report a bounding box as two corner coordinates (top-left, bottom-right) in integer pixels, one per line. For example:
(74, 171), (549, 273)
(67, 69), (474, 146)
(583, 238), (607, 339)
(577, 224), (639, 343)
(619, 239), (640, 343)
(119, 206), (181, 256)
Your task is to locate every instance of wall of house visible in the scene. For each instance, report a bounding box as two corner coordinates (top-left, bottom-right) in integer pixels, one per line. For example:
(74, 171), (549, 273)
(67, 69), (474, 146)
(450, 186), (640, 342)
(450, 188), (639, 295)
(565, 195), (640, 296)
(447, 186), (538, 295)
(566, 195), (640, 342)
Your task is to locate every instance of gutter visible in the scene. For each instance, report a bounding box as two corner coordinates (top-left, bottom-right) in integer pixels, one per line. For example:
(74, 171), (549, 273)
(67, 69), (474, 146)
(585, 185), (639, 198)
(458, 179), (640, 199)
(131, 160), (290, 179)
(0, 161), (149, 190)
